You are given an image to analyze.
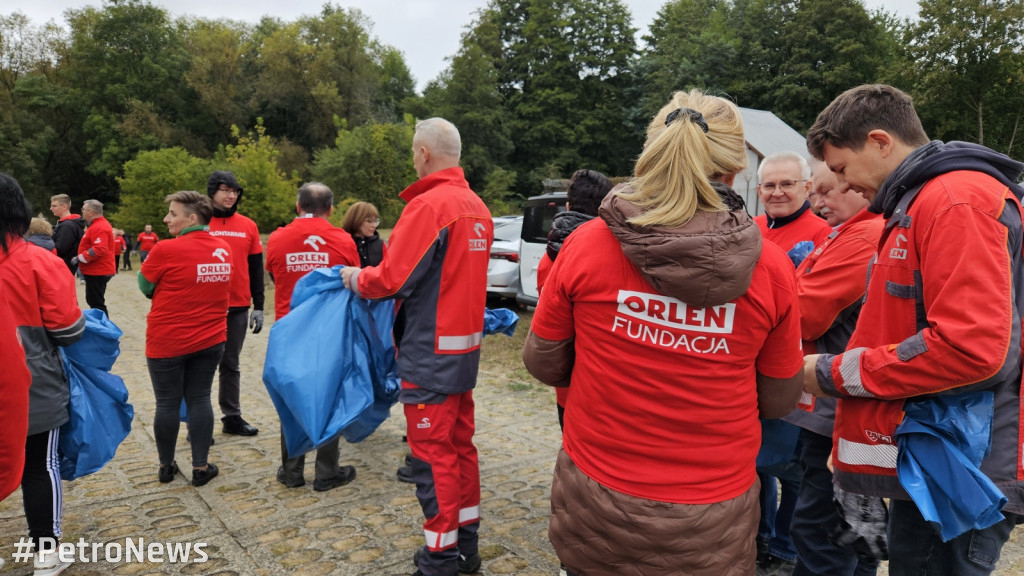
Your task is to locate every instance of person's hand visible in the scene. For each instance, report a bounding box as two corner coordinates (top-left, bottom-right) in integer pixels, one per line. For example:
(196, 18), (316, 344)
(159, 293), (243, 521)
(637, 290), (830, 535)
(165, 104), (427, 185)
(803, 354), (826, 398)
(249, 310), (264, 334)
(340, 266), (357, 291)
(70, 256), (79, 266)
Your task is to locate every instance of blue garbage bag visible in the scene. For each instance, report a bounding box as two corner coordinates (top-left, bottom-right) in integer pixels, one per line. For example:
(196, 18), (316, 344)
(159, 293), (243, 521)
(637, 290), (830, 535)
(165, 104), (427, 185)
(787, 241), (816, 268)
(484, 307), (519, 337)
(264, 266), (398, 457)
(340, 296), (400, 443)
(895, 391), (1006, 541)
(59, 310), (134, 480)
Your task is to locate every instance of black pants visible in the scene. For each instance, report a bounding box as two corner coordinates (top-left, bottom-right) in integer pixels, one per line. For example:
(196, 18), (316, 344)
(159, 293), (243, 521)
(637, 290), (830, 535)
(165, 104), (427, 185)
(23, 428), (63, 549)
(83, 274), (111, 315)
(122, 251), (132, 270)
(147, 343), (224, 468)
(218, 308), (249, 418)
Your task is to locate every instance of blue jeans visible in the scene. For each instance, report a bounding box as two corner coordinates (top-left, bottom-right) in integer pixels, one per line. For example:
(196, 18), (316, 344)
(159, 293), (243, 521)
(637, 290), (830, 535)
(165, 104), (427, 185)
(791, 430), (878, 576)
(757, 421), (802, 563)
(887, 498), (1022, 576)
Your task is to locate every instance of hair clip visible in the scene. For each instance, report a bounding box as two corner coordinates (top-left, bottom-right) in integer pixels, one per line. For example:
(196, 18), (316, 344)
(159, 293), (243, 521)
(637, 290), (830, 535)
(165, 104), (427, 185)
(664, 107), (709, 133)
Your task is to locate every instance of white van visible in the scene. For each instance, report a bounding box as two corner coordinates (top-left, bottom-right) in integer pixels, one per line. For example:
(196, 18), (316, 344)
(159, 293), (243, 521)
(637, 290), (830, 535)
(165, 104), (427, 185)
(516, 190), (568, 307)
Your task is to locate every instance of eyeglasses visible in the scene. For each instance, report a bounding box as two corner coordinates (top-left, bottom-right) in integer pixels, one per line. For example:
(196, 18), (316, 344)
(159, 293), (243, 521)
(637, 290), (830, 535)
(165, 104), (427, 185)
(759, 179), (806, 193)
(216, 187), (239, 195)
(366, 218), (381, 226)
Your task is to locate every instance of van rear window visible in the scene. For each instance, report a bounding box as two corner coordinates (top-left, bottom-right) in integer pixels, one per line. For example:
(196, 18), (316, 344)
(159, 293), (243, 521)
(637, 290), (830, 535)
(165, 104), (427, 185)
(522, 203), (563, 243)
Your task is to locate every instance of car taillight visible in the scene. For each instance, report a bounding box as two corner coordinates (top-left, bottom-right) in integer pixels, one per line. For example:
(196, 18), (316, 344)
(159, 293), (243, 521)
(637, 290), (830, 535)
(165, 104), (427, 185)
(491, 252), (519, 263)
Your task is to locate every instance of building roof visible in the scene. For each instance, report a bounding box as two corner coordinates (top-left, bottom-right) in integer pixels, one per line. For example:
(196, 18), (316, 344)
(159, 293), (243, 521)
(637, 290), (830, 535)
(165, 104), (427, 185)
(739, 107), (809, 160)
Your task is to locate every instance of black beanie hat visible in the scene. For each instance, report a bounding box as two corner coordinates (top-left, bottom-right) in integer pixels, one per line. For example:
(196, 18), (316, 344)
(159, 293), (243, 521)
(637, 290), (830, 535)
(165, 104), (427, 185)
(207, 170), (243, 217)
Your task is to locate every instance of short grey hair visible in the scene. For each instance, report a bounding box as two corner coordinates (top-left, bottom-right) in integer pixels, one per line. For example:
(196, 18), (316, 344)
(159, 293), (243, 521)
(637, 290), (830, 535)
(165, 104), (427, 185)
(757, 151), (811, 181)
(415, 118), (461, 159)
(297, 182), (334, 216)
(83, 199), (104, 214)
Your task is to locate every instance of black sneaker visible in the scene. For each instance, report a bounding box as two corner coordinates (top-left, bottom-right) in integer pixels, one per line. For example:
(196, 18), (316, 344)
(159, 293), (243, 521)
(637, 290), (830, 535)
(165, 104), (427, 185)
(158, 461), (179, 483)
(405, 453), (413, 466)
(276, 466), (305, 488)
(313, 466), (356, 492)
(221, 415), (258, 436)
(192, 463), (219, 487)
(396, 465), (415, 483)
(413, 546), (481, 574)
(756, 555), (795, 576)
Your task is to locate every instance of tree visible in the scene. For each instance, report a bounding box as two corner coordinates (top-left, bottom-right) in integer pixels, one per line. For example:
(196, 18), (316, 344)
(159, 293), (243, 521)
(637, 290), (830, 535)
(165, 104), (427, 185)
(213, 120), (300, 231)
(64, 0), (192, 183)
(488, 0), (639, 193)
(420, 12), (515, 193)
(907, 0), (1024, 159)
(310, 118), (416, 225)
(181, 18), (252, 154)
(113, 147), (211, 234)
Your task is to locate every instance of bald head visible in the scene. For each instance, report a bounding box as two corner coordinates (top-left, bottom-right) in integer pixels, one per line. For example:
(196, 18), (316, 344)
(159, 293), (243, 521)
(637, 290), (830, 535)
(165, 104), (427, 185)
(412, 118), (461, 178)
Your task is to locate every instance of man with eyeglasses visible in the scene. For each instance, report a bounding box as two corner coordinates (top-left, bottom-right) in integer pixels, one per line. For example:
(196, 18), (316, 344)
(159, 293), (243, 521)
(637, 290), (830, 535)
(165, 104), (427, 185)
(753, 151), (831, 576)
(206, 170), (264, 437)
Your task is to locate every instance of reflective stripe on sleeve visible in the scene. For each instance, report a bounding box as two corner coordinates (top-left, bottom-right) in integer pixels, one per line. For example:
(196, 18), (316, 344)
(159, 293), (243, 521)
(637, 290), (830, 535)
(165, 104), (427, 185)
(838, 347), (873, 398)
(437, 332), (483, 351)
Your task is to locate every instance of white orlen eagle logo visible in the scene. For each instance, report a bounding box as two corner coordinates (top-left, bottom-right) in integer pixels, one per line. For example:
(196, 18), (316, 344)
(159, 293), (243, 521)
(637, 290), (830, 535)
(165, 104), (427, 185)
(212, 248), (229, 262)
(304, 235), (326, 251)
(469, 222), (488, 251)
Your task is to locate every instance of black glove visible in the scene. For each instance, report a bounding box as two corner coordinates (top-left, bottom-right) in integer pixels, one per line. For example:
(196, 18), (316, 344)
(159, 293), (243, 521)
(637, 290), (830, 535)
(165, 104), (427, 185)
(829, 486), (889, 561)
(249, 310), (264, 334)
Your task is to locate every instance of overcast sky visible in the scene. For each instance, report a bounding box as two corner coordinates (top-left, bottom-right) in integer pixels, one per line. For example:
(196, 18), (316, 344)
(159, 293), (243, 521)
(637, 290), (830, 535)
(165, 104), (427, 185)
(13, 0), (922, 92)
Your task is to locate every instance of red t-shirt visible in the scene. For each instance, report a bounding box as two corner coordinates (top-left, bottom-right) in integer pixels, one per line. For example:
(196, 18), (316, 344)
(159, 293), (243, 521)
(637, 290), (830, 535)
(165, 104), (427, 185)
(114, 236), (125, 256)
(754, 209), (831, 260)
(137, 232), (159, 251)
(208, 213), (262, 307)
(531, 219), (803, 504)
(140, 230), (232, 358)
(265, 216), (359, 319)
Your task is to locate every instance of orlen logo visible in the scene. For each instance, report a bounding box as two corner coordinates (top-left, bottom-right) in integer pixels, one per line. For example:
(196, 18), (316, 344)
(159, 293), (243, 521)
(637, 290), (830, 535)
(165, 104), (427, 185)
(304, 235), (326, 251)
(197, 262), (230, 276)
(212, 248), (229, 262)
(286, 252), (329, 266)
(469, 222), (488, 251)
(616, 290), (735, 334)
(865, 430), (893, 444)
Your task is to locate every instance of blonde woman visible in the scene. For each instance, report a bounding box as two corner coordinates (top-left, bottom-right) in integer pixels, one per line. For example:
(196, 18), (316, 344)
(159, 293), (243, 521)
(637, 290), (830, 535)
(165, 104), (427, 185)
(523, 90), (804, 576)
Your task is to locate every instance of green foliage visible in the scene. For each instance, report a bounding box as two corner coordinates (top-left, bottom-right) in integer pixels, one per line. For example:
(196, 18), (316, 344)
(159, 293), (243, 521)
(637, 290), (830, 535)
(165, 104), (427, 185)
(478, 167), (519, 216)
(310, 118), (415, 225)
(906, 0), (1024, 158)
(214, 121), (300, 230)
(113, 147), (211, 235)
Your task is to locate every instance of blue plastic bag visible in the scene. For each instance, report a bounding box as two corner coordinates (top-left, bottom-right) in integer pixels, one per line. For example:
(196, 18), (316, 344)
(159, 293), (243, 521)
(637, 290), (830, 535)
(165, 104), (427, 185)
(263, 266), (398, 456)
(340, 297), (401, 443)
(59, 310), (134, 480)
(484, 307), (519, 337)
(787, 241), (816, 268)
(895, 391), (1006, 541)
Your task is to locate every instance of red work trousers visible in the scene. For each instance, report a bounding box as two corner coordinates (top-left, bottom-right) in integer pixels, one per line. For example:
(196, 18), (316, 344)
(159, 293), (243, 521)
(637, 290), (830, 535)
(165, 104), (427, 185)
(403, 382), (481, 560)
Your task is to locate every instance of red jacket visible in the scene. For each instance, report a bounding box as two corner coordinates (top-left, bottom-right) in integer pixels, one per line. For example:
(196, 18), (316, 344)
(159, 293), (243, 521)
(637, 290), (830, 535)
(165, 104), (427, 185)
(0, 296), (31, 500)
(785, 208), (882, 437)
(266, 216), (359, 319)
(350, 167), (493, 394)
(818, 170), (1024, 511)
(0, 238), (85, 435)
(77, 215), (116, 276)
